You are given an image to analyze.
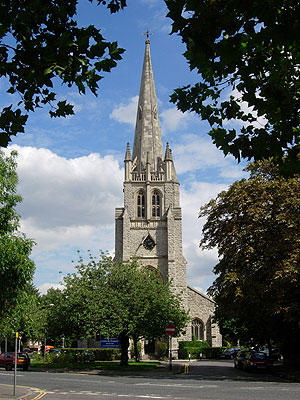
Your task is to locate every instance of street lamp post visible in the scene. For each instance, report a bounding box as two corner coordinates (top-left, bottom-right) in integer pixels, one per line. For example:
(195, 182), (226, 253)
(41, 303), (54, 358)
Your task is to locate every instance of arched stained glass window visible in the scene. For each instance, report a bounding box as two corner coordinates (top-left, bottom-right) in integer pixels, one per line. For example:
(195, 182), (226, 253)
(152, 190), (161, 217)
(192, 319), (204, 341)
(137, 190), (145, 218)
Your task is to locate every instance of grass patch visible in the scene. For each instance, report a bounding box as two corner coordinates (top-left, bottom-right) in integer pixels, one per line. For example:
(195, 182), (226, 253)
(30, 360), (160, 371)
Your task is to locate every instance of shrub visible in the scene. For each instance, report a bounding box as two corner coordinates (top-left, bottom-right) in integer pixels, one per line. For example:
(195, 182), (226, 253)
(91, 348), (120, 361)
(202, 347), (224, 359)
(130, 342), (142, 360)
(178, 341), (209, 359)
(156, 342), (168, 359)
(63, 348), (120, 361)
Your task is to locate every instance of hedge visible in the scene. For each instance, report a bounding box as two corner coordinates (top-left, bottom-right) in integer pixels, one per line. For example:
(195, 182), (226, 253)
(63, 348), (120, 361)
(202, 347), (223, 359)
(178, 341), (209, 359)
(91, 348), (120, 361)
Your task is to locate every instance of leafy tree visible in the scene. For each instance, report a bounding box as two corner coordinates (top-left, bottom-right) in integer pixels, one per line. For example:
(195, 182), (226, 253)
(40, 288), (70, 348)
(0, 284), (44, 346)
(200, 161), (300, 362)
(166, 0), (300, 175)
(63, 252), (189, 365)
(0, 150), (35, 319)
(0, 0), (126, 146)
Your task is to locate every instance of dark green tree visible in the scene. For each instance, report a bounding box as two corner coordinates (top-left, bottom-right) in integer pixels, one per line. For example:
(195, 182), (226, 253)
(0, 284), (45, 347)
(63, 252), (189, 365)
(0, 150), (35, 319)
(40, 288), (70, 348)
(0, 0), (126, 146)
(199, 160), (300, 363)
(166, 0), (300, 175)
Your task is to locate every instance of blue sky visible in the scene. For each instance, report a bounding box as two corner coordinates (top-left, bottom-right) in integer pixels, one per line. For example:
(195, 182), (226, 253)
(2, 0), (248, 294)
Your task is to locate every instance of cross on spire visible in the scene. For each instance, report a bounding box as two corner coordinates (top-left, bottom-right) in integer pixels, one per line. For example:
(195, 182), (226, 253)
(143, 30), (152, 39)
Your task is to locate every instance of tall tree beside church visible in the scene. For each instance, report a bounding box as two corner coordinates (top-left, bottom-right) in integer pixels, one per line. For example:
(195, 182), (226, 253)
(0, 0), (126, 146)
(199, 161), (300, 362)
(0, 284), (45, 345)
(165, 0), (300, 175)
(63, 252), (189, 366)
(0, 150), (35, 319)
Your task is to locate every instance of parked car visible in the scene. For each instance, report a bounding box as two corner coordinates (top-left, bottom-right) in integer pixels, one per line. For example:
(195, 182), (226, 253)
(233, 350), (247, 369)
(22, 348), (32, 354)
(242, 351), (273, 372)
(221, 347), (241, 359)
(0, 352), (30, 371)
(260, 347), (282, 361)
(48, 348), (62, 357)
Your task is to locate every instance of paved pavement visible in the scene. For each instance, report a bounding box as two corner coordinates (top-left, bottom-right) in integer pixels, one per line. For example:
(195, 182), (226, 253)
(0, 382), (40, 399)
(0, 360), (299, 399)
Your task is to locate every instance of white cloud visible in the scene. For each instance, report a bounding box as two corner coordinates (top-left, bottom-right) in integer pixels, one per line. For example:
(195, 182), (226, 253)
(3, 145), (123, 288)
(110, 96), (138, 126)
(38, 283), (64, 295)
(181, 181), (228, 292)
(172, 134), (247, 180)
(160, 107), (191, 133)
(10, 145), (123, 230)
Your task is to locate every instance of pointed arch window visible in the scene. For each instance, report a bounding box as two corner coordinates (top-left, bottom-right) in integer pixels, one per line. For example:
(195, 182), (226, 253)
(152, 190), (161, 217)
(192, 319), (204, 341)
(137, 190), (145, 218)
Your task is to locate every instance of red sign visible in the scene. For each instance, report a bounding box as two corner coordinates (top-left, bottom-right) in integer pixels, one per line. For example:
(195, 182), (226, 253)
(165, 323), (175, 336)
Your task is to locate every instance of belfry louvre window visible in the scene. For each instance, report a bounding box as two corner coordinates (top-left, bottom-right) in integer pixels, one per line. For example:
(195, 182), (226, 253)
(192, 319), (204, 341)
(152, 190), (161, 217)
(137, 191), (145, 218)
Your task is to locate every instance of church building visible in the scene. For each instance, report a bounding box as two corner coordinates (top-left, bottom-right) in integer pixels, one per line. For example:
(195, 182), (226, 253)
(114, 38), (222, 356)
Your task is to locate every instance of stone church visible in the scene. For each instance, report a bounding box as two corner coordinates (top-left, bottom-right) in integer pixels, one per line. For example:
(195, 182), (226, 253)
(114, 38), (222, 356)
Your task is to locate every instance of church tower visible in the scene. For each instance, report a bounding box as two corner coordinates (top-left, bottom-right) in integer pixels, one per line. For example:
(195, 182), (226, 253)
(114, 38), (222, 352)
(115, 37), (187, 297)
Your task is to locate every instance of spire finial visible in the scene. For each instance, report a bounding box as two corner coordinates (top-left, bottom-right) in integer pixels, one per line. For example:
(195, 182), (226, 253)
(125, 142), (132, 161)
(143, 30), (152, 43)
(164, 142), (173, 161)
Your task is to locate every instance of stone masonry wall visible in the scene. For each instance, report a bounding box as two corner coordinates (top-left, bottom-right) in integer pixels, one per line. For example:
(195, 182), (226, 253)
(186, 286), (222, 347)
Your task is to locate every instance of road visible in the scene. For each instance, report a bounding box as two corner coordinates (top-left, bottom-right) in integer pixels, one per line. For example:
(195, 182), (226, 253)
(0, 360), (299, 399)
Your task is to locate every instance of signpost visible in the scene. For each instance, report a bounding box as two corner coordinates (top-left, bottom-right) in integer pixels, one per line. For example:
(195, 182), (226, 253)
(13, 332), (18, 396)
(165, 323), (175, 371)
(165, 323), (175, 336)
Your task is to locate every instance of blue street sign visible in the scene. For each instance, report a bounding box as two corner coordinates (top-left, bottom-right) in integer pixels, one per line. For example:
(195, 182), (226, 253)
(100, 338), (120, 348)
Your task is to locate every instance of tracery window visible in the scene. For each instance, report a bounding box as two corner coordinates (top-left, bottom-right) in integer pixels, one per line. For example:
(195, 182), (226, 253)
(191, 319), (204, 341)
(137, 190), (145, 218)
(143, 265), (163, 281)
(152, 190), (161, 217)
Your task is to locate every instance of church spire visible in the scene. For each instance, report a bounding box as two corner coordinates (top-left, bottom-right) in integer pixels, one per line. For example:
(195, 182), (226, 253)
(132, 38), (164, 173)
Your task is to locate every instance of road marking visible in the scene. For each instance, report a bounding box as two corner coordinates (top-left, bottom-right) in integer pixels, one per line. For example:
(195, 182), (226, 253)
(0, 372), (25, 376)
(50, 377), (103, 383)
(0, 383), (47, 399)
(35, 389), (188, 399)
(135, 383), (218, 389)
(117, 396), (168, 399)
(240, 385), (300, 392)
